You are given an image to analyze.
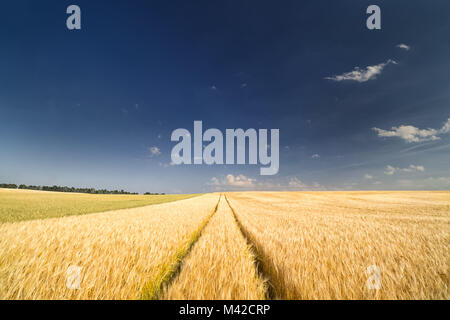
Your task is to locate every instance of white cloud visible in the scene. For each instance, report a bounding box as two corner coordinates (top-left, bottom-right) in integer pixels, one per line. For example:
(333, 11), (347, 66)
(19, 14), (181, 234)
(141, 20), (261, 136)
(384, 165), (397, 175)
(211, 85), (217, 90)
(384, 164), (425, 175)
(226, 174), (255, 186)
(396, 43), (410, 51)
(364, 174), (373, 179)
(208, 175), (325, 191)
(288, 177), (307, 188)
(209, 174), (255, 187)
(149, 146), (161, 156)
(257, 177), (324, 191)
(311, 154), (320, 159)
(325, 59), (397, 82)
(441, 118), (450, 134)
(373, 126), (439, 143)
(404, 164), (425, 172)
(373, 118), (450, 143)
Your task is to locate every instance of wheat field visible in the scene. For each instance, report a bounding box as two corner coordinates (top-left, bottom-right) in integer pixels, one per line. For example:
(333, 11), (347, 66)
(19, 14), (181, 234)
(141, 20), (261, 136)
(163, 195), (267, 299)
(0, 190), (448, 299)
(0, 193), (219, 299)
(0, 188), (199, 223)
(227, 191), (449, 299)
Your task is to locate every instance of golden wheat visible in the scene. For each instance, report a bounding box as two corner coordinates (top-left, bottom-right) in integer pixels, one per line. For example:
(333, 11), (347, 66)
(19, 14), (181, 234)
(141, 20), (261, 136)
(226, 191), (449, 299)
(0, 188), (200, 223)
(0, 193), (219, 299)
(162, 196), (266, 300)
(1, 190), (448, 300)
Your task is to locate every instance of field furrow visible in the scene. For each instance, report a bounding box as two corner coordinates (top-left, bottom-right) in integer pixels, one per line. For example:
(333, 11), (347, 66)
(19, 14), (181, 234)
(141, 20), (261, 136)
(0, 193), (220, 299)
(226, 191), (450, 299)
(162, 195), (267, 299)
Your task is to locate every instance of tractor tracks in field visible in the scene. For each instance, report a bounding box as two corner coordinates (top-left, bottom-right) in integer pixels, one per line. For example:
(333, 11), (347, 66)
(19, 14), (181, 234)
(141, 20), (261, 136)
(139, 194), (221, 300)
(141, 193), (274, 300)
(224, 195), (275, 300)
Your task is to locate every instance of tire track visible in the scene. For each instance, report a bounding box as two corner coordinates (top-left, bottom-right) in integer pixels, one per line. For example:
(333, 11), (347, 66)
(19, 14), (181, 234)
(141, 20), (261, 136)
(139, 194), (221, 300)
(162, 194), (267, 299)
(224, 195), (275, 299)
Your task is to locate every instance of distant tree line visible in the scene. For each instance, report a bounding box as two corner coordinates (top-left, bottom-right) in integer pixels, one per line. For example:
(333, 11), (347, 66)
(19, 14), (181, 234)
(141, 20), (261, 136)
(144, 192), (166, 195)
(0, 183), (18, 189)
(0, 183), (140, 195)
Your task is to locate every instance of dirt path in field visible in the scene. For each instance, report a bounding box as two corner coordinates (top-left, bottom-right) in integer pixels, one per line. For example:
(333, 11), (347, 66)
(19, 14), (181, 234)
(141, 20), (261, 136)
(161, 194), (268, 299)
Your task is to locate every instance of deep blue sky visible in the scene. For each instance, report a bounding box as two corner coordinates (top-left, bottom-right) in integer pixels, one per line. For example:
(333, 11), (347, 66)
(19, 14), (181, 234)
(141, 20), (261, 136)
(1, 1), (449, 193)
